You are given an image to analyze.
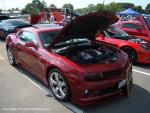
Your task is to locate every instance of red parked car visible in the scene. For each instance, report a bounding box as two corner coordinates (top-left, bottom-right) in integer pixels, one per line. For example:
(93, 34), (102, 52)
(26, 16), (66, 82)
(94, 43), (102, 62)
(96, 25), (150, 63)
(116, 16), (150, 41)
(6, 11), (132, 106)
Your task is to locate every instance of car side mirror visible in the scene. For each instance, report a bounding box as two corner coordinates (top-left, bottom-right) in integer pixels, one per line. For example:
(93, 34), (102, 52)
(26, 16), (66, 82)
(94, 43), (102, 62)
(25, 41), (38, 50)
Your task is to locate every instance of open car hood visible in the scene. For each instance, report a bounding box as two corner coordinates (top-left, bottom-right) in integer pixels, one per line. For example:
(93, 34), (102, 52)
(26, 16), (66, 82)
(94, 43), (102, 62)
(49, 10), (118, 47)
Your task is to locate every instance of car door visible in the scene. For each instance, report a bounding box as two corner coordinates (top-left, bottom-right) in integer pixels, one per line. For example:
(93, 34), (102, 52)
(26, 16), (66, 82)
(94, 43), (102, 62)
(17, 30), (42, 76)
(122, 23), (147, 36)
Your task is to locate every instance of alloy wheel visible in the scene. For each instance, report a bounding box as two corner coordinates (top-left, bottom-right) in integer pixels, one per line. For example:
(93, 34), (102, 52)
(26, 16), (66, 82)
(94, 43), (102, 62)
(49, 71), (67, 99)
(7, 47), (15, 65)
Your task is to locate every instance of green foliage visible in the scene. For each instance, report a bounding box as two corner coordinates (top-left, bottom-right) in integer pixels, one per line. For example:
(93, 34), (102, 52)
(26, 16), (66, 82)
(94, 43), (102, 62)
(117, 3), (135, 9)
(95, 3), (105, 11)
(133, 6), (144, 13)
(49, 4), (57, 8)
(75, 2), (146, 14)
(63, 3), (74, 10)
(145, 3), (150, 14)
(105, 2), (123, 13)
(21, 0), (45, 14)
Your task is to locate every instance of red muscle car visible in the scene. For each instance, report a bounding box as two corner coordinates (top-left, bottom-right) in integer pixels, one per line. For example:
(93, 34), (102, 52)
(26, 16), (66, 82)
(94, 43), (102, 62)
(6, 11), (132, 106)
(96, 25), (150, 63)
(116, 16), (150, 41)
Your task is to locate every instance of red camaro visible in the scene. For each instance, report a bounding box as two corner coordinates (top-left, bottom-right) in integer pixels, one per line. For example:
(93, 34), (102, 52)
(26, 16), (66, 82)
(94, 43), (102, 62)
(96, 25), (150, 63)
(116, 16), (150, 41)
(6, 11), (132, 106)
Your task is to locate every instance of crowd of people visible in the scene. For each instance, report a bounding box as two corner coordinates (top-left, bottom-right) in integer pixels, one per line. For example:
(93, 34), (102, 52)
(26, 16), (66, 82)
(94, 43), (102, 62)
(117, 15), (138, 22)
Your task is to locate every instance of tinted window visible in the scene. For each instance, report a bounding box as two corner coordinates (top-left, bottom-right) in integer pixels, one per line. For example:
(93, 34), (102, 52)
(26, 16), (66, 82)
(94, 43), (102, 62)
(123, 23), (138, 29)
(104, 26), (129, 38)
(38, 30), (60, 48)
(0, 16), (10, 21)
(144, 17), (150, 31)
(19, 31), (38, 45)
(8, 20), (29, 26)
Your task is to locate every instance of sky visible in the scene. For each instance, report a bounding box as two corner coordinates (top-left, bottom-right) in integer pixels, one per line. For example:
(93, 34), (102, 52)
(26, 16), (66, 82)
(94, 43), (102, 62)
(0, 0), (149, 10)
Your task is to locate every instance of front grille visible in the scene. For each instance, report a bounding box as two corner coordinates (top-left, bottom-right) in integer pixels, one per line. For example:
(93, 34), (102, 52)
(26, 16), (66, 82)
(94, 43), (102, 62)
(96, 84), (118, 96)
(102, 68), (122, 78)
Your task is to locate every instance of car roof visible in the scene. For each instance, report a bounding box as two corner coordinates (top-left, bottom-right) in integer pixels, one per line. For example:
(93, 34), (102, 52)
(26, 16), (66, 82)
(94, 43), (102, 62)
(22, 26), (62, 33)
(32, 24), (61, 28)
(119, 20), (141, 24)
(1, 19), (25, 22)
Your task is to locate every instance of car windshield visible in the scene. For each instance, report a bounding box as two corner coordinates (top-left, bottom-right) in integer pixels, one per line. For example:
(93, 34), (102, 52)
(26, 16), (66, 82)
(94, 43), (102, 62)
(144, 17), (150, 31)
(38, 30), (60, 48)
(8, 20), (29, 26)
(104, 26), (129, 38)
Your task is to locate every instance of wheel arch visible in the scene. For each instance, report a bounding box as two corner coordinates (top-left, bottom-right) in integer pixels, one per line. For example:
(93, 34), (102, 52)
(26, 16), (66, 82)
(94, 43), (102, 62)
(45, 65), (64, 84)
(120, 45), (138, 62)
(120, 45), (137, 53)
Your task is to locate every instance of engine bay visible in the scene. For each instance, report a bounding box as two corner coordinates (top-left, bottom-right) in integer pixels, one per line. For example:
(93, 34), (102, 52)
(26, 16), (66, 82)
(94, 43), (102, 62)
(52, 42), (117, 64)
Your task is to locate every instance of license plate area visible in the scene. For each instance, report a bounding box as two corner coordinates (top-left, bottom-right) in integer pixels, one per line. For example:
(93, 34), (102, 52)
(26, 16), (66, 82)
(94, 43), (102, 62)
(118, 79), (127, 89)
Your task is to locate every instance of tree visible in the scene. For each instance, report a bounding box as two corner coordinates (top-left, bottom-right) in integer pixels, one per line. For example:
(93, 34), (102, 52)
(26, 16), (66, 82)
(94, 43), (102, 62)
(95, 3), (105, 11)
(41, 0), (47, 8)
(21, 0), (45, 14)
(117, 3), (135, 9)
(145, 3), (150, 14)
(63, 3), (74, 10)
(133, 6), (144, 13)
(49, 4), (56, 8)
(15, 8), (19, 10)
(105, 2), (122, 13)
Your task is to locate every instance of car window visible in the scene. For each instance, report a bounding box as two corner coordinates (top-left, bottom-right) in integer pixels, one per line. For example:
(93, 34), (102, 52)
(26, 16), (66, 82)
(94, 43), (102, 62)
(38, 30), (60, 48)
(19, 31), (38, 45)
(104, 26), (129, 38)
(123, 23), (138, 29)
(8, 20), (29, 26)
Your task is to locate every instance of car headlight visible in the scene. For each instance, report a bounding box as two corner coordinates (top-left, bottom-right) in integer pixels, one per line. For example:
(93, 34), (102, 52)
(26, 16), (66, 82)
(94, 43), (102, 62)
(140, 44), (149, 50)
(129, 38), (148, 44)
(129, 38), (149, 50)
(85, 73), (100, 81)
(138, 40), (149, 50)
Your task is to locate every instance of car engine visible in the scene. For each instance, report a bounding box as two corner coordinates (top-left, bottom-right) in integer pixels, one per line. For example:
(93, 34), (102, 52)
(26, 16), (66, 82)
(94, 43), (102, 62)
(53, 43), (117, 64)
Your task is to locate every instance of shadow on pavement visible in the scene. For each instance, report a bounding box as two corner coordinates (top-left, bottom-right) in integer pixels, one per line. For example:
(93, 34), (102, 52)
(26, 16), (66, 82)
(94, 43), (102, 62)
(77, 84), (150, 113)
(134, 63), (150, 69)
(14, 65), (150, 113)
(14, 65), (53, 97)
(0, 38), (5, 42)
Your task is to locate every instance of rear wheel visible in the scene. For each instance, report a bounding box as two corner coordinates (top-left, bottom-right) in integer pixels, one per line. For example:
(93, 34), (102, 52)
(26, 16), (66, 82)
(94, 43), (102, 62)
(121, 47), (137, 63)
(48, 68), (70, 101)
(7, 47), (16, 66)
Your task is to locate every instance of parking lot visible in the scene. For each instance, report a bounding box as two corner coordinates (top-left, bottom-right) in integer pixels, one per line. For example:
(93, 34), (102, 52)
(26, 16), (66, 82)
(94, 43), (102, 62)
(0, 39), (150, 113)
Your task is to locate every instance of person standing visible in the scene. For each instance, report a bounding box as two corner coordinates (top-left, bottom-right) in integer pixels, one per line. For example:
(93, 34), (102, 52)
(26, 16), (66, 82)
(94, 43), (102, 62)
(50, 13), (55, 23)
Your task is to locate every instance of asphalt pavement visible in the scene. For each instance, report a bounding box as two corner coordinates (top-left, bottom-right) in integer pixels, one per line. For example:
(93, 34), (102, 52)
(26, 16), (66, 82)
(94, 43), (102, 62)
(0, 39), (150, 113)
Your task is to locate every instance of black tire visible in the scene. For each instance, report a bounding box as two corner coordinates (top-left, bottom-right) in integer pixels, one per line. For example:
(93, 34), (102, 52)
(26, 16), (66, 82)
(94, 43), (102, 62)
(121, 47), (137, 63)
(48, 68), (71, 101)
(7, 46), (16, 66)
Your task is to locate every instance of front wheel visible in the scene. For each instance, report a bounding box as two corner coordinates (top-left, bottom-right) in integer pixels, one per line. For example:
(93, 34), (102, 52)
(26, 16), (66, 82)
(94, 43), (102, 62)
(121, 47), (137, 63)
(48, 68), (71, 101)
(7, 47), (16, 66)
